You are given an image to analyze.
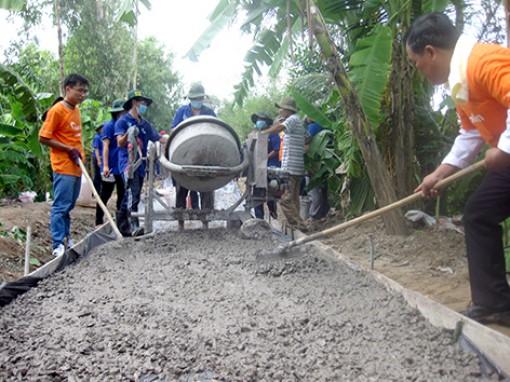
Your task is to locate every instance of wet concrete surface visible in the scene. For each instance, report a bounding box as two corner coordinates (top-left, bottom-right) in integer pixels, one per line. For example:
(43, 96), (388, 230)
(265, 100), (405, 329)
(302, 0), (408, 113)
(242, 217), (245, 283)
(0, 228), (488, 381)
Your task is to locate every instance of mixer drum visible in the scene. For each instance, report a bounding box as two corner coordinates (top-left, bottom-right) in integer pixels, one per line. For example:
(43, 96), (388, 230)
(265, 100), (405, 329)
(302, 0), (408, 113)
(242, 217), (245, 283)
(164, 116), (242, 192)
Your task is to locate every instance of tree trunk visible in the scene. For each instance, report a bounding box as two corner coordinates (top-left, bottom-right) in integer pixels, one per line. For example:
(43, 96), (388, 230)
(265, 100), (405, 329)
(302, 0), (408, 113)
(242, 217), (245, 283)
(54, 0), (65, 95)
(308, 2), (408, 235)
(131, 0), (139, 88)
(387, 39), (416, 200)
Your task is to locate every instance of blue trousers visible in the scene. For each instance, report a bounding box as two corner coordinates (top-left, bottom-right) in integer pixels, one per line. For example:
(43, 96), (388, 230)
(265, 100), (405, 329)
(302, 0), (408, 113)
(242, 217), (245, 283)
(50, 173), (81, 249)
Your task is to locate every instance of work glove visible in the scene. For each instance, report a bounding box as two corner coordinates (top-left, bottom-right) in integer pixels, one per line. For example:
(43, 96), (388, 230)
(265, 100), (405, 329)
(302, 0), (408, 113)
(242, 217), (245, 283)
(68, 148), (82, 166)
(127, 125), (139, 145)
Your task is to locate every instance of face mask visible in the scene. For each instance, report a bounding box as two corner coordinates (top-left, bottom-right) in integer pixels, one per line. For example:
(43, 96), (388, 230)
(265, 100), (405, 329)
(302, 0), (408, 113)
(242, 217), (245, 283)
(137, 104), (148, 115)
(256, 120), (267, 129)
(190, 100), (203, 109)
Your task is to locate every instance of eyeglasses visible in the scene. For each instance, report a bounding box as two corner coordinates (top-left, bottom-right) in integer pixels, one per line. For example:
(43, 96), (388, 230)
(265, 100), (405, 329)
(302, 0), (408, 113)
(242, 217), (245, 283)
(72, 87), (89, 95)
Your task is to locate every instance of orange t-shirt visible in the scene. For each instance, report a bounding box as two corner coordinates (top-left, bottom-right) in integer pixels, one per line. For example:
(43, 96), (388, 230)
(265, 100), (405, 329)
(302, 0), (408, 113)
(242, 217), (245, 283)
(39, 102), (85, 176)
(456, 43), (510, 147)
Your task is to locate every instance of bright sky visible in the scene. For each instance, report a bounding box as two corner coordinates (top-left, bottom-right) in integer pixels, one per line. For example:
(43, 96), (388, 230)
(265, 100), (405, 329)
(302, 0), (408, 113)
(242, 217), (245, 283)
(0, 0), (254, 100)
(138, 0), (254, 100)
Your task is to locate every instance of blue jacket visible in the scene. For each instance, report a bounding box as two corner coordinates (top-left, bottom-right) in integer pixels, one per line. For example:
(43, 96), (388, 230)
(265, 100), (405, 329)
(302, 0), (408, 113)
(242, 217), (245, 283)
(114, 113), (161, 176)
(92, 133), (103, 170)
(171, 104), (216, 128)
(267, 133), (281, 167)
(101, 119), (121, 174)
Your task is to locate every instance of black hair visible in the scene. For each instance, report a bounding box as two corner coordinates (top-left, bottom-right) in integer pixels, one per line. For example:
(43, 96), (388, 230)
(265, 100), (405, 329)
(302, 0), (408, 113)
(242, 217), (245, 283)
(64, 73), (89, 88)
(404, 12), (460, 54)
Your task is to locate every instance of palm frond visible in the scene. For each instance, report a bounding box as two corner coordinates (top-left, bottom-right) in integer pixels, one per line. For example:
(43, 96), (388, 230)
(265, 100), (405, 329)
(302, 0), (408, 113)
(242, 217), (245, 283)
(184, 1), (238, 62)
(348, 24), (392, 129)
(0, 64), (40, 123)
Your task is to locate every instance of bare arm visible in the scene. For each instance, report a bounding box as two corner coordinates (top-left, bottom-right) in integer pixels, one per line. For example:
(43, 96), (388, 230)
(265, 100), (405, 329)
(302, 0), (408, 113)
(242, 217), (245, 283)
(268, 150), (278, 159)
(94, 147), (101, 167)
(39, 136), (74, 153)
(263, 120), (285, 136)
(117, 133), (128, 148)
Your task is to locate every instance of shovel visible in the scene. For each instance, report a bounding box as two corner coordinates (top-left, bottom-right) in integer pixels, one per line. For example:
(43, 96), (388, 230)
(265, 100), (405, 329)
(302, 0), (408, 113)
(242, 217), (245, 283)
(256, 160), (485, 261)
(77, 158), (123, 240)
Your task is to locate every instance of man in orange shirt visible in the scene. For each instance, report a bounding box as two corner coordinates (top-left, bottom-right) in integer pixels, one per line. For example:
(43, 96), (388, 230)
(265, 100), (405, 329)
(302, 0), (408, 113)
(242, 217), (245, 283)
(39, 74), (89, 257)
(406, 13), (510, 323)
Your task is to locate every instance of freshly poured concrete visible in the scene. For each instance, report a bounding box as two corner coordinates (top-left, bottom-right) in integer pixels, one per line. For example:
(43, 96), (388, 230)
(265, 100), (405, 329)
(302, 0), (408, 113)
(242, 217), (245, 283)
(0, 229), (487, 381)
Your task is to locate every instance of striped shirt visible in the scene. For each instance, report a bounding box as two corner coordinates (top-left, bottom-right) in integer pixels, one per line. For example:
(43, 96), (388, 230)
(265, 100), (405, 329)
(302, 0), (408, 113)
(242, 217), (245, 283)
(281, 113), (306, 175)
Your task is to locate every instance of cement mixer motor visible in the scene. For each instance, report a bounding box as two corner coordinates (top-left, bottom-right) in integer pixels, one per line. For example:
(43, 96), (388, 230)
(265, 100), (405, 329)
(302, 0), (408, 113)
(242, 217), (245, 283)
(267, 167), (289, 196)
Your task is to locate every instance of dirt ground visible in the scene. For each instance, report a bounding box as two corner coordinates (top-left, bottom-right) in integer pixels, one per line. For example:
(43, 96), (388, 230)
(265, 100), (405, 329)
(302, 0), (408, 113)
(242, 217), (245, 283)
(0, 195), (509, 338)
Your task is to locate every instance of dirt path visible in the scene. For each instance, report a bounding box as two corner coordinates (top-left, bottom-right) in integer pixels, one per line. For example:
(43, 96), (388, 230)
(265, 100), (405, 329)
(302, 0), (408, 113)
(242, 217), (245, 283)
(0, 229), (488, 381)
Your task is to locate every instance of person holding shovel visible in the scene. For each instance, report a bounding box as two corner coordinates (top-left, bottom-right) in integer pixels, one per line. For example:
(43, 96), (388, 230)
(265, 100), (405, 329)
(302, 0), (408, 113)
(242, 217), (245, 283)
(38, 73), (89, 257)
(115, 90), (167, 237)
(405, 12), (510, 323)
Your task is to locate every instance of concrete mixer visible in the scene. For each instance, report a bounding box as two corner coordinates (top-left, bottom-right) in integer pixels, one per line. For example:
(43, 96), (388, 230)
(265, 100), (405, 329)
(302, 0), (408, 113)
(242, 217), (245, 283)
(136, 116), (289, 233)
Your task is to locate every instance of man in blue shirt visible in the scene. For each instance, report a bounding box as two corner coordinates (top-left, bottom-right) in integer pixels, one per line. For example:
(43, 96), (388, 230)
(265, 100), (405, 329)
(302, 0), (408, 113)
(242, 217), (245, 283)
(114, 90), (167, 236)
(171, 83), (216, 212)
(95, 99), (126, 226)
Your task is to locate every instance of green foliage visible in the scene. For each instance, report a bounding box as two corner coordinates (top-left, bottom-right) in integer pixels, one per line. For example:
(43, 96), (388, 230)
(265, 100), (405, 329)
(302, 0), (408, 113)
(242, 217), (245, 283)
(0, 0), (24, 11)
(64, 1), (135, 102)
(0, 64), (51, 199)
(0, 223), (26, 244)
(305, 129), (342, 196)
(218, 94), (282, 140)
(287, 43), (327, 79)
(0, 63), (39, 123)
(136, 37), (182, 131)
(348, 24), (393, 130)
(29, 257), (41, 266)
(79, 98), (109, 157)
(4, 44), (60, 95)
(116, 0), (152, 26)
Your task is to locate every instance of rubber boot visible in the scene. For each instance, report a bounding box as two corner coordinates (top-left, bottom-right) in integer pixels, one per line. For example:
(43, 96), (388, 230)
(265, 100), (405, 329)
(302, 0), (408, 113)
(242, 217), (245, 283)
(130, 216), (144, 237)
(116, 211), (132, 237)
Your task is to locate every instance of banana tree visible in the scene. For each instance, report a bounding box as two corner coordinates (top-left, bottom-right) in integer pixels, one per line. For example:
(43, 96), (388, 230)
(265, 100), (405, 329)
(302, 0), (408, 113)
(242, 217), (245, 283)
(306, 1), (409, 235)
(0, 64), (51, 198)
(187, 0), (410, 233)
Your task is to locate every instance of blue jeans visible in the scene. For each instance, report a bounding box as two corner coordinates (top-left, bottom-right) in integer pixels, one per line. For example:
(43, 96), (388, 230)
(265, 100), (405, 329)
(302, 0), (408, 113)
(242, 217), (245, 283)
(51, 172), (81, 249)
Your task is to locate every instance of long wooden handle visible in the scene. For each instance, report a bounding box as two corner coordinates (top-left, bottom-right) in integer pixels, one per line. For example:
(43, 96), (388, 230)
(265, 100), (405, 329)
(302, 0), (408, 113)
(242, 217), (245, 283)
(78, 158), (123, 240)
(288, 160), (485, 248)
